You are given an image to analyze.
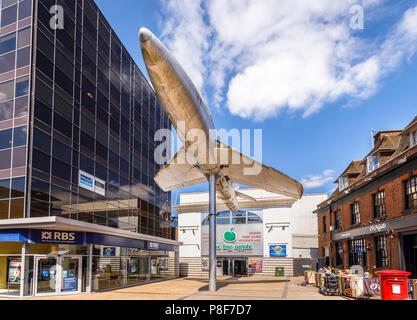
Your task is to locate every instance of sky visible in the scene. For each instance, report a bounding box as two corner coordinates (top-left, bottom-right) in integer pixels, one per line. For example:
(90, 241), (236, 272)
(94, 0), (417, 207)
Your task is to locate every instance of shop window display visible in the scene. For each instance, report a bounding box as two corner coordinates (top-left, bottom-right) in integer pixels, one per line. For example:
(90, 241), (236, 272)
(150, 251), (166, 279)
(0, 242), (23, 296)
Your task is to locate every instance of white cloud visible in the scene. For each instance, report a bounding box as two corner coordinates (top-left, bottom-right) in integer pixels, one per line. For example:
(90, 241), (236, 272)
(301, 169), (335, 189)
(159, 1), (417, 121)
(158, 0), (211, 91)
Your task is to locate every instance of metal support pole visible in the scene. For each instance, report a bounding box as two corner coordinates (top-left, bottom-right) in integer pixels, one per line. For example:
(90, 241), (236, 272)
(208, 173), (217, 292)
(20, 242), (29, 297)
(87, 243), (93, 293)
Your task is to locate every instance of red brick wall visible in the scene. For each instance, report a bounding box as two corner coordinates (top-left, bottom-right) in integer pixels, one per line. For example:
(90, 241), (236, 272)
(318, 171), (417, 270)
(318, 211), (330, 257)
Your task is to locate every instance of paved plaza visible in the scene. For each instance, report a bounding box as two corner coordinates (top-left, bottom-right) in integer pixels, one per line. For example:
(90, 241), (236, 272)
(7, 276), (345, 300)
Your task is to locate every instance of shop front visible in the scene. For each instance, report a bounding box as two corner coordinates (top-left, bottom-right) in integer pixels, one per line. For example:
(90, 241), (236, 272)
(201, 222), (263, 277)
(0, 229), (179, 297)
(333, 213), (417, 275)
(399, 231), (417, 278)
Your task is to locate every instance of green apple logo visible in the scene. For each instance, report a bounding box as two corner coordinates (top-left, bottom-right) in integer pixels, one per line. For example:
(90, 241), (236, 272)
(224, 228), (237, 243)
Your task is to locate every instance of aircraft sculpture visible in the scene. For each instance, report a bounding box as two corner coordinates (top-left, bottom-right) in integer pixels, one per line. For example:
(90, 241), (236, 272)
(139, 28), (303, 291)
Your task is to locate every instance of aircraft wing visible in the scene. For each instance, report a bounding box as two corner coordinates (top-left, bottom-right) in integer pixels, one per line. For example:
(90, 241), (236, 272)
(154, 142), (303, 200)
(154, 149), (207, 191)
(216, 143), (303, 199)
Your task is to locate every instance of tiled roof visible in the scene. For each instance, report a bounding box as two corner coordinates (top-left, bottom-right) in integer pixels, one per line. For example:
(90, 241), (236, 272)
(320, 116), (417, 207)
(333, 161), (363, 183)
(361, 134), (402, 163)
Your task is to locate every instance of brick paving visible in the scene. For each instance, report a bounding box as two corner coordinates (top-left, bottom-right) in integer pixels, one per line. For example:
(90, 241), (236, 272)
(0, 276), (346, 300)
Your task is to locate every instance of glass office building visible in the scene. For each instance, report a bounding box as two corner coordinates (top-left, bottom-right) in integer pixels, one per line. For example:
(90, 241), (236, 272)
(0, 0), (179, 297)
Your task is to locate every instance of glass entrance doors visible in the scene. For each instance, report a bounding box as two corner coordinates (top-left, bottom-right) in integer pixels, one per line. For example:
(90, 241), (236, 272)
(60, 257), (81, 293)
(221, 259), (248, 276)
(35, 257), (57, 295)
(234, 260), (248, 276)
(34, 256), (82, 296)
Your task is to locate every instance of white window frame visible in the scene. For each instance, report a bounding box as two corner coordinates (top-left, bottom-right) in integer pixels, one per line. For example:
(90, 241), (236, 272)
(410, 130), (417, 147)
(338, 177), (348, 191)
(367, 155), (379, 174)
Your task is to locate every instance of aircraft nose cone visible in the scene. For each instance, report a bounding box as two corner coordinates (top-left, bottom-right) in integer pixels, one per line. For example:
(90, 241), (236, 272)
(139, 27), (152, 43)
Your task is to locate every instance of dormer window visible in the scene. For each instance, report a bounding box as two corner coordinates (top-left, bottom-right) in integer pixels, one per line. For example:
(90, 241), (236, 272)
(338, 177), (348, 191)
(410, 130), (417, 147)
(367, 156), (379, 174)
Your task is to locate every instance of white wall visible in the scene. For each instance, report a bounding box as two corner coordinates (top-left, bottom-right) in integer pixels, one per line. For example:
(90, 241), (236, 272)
(178, 212), (202, 257)
(177, 191), (327, 260)
(290, 194), (328, 258)
(263, 205), (293, 257)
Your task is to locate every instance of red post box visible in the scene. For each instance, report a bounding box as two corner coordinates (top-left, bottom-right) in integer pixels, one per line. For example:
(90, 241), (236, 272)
(376, 270), (411, 300)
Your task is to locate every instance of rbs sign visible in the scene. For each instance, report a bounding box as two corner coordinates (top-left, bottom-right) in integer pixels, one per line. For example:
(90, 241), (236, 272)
(33, 230), (82, 244)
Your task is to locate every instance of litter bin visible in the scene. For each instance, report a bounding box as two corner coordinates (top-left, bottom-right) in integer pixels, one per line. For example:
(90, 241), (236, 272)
(376, 270), (411, 300)
(275, 267), (284, 277)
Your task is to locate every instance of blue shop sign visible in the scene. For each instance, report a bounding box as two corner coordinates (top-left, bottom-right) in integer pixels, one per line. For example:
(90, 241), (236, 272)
(270, 245), (287, 257)
(63, 277), (78, 291)
(30, 230), (85, 245)
(103, 247), (116, 256)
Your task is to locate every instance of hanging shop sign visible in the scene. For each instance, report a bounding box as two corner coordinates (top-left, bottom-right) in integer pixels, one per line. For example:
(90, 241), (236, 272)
(201, 223), (263, 256)
(269, 244), (287, 257)
(79, 170), (106, 196)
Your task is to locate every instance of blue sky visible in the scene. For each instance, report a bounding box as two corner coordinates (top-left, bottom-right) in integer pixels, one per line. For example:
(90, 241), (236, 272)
(95, 0), (417, 205)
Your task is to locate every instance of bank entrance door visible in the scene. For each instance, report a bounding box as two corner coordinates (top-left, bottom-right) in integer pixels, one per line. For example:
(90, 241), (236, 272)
(34, 256), (82, 296)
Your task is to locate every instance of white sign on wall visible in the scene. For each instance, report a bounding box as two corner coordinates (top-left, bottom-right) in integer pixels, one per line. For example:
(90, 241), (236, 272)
(201, 223), (263, 256)
(94, 177), (106, 196)
(79, 170), (94, 192)
(79, 170), (106, 196)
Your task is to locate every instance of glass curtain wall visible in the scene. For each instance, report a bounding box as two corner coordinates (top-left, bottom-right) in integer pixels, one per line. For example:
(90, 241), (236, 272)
(30, 0), (171, 238)
(0, 0), (33, 221)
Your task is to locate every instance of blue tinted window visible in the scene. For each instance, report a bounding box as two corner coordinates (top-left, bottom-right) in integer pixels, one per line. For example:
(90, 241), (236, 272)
(0, 178), (10, 199)
(0, 128), (12, 150)
(15, 76), (29, 97)
(11, 177), (25, 198)
(18, 0), (32, 20)
(52, 139), (71, 164)
(247, 212), (262, 224)
(13, 125), (27, 147)
(0, 51), (15, 74)
(232, 210), (246, 224)
(0, 32), (16, 55)
(1, 4), (17, 27)
(33, 127), (51, 153)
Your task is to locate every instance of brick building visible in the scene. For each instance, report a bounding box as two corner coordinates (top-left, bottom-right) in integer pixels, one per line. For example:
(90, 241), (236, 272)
(315, 116), (417, 277)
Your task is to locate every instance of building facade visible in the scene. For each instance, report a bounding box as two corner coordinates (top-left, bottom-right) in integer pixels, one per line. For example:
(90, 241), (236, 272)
(316, 116), (417, 278)
(176, 189), (327, 277)
(0, 0), (180, 297)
